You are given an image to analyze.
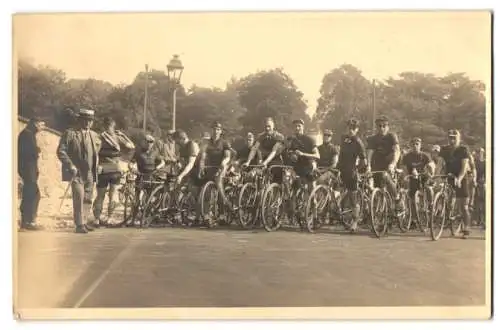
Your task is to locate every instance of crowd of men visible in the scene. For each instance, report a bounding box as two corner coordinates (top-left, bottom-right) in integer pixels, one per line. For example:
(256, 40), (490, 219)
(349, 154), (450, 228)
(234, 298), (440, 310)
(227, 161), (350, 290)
(18, 108), (486, 238)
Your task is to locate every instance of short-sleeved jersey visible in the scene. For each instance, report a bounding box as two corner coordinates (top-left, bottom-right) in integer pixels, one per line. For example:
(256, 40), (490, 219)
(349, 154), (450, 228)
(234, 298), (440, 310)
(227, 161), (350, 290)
(338, 134), (366, 170)
(317, 143), (339, 168)
(439, 145), (470, 177)
(257, 131), (285, 160)
(132, 148), (162, 174)
(285, 134), (316, 170)
(204, 137), (231, 166)
(367, 132), (399, 168)
(402, 151), (432, 173)
(179, 140), (199, 163)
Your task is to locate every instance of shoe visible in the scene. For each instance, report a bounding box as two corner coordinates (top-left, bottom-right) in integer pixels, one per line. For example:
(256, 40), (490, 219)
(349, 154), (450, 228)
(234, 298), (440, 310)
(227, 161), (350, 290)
(84, 224), (95, 232)
(75, 226), (89, 234)
(20, 223), (44, 231)
(462, 229), (470, 239)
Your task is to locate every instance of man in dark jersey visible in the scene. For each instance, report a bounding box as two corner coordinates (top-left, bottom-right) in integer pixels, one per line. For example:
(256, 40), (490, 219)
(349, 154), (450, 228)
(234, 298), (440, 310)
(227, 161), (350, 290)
(174, 129), (200, 186)
(128, 134), (165, 218)
(475, 147), (486, 184)
(401, 137), (435, 225)
(199, 121), (233, 210)
(366, 115), (402, 210)
(337, 118), (367, 231)
(285, 119), (320, 184)
(317, 129), (339, 169)
(438, 129), (472, 237)
(244, 117), (285, 183)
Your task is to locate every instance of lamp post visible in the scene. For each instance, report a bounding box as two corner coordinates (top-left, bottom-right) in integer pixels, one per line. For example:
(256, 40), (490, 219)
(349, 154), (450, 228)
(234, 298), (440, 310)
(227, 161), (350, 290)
(143, 64), (149, 133)
(167, 54), (184, 131)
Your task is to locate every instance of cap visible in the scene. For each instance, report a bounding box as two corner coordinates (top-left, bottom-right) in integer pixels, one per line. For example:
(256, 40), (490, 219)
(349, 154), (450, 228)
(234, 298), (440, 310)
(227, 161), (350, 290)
(293, 119), (305, 125)
(375, 115), (389, 124)
(448, 129), (460, 137)
(346, 118), (359, 128)
(76, 108), (95, 120)
(247, 132), (254, 139)
(411, 137), (422, 143)
(145, 134), (155, 142)
(212, 121), (223, 129)
(432, 145), (441, 152)
(323, 129), (333, 136)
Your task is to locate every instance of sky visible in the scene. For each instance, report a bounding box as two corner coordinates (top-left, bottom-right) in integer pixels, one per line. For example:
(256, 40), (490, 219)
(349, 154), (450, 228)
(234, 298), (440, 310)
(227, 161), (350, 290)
(13, 12), (491, 116)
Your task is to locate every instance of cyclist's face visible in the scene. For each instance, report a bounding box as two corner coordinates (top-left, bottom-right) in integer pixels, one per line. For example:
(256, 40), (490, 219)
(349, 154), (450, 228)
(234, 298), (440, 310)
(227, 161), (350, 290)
(376, 122), (388, 135)
(479, 149), (485, 159)
(323, 134), (332, 143)
(448, 135), (459, 147)
(212, 127), (222, 138)
(295, 123), (304, 134)
(264, 121), (274, 133)
(411, 142), (421, 152)
(247, 137), (254, 146)
(81, 118), (93, 130)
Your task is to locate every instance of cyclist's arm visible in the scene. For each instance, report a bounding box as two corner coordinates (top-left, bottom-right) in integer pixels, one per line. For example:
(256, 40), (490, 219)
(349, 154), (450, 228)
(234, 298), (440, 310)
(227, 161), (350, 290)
(390, 145), (401, 169)
(178, 145), (200, 180)
(246, 141), (260, 165)
(262, 142), (283, 166)
(468, 154), (477, 182)
(297, 146), (320, 160)
(198, 144), (207, 171)
(366, 149), (374, 169)
(221, 149), (231, 169)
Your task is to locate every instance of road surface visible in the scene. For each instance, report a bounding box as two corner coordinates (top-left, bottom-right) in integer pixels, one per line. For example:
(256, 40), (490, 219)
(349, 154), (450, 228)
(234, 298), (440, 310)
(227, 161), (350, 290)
(16, 226), (487, 309)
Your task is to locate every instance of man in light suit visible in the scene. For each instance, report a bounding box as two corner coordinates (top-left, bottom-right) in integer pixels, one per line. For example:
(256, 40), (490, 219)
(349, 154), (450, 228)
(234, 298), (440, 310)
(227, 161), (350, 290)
(57, 108), (102, 233)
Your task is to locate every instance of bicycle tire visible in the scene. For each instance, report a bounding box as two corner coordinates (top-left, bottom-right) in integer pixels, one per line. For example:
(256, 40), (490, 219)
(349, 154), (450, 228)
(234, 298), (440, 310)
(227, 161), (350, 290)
(140, 185), (164, 228)
(199, 181), (219, 228)
(370, 188), (388, 238)
(430, 191), (447, 241)
(237, 182), (259, 228)
(397, 191), (412, 233)
(304, 184), (330, 233)
(261, 183), (283, 232)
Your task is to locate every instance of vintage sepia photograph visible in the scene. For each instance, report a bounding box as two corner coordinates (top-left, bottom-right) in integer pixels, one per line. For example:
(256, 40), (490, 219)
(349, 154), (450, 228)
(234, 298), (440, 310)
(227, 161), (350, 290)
(12, 11), (491, 319)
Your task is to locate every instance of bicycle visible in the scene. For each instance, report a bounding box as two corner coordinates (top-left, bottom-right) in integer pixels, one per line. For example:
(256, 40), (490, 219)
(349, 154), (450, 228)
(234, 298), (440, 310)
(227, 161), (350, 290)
(409, 173), (434, 233)
(237, 164), (268, 229)
(199, 166), (231, 228)
(260, 165), (310, 232)
(472, 180), (485, 229)
(125, 171), (165, 227)
(369, 169), (412, 238)
(429, 174), (466, 241)
(141, 174), (197, 228)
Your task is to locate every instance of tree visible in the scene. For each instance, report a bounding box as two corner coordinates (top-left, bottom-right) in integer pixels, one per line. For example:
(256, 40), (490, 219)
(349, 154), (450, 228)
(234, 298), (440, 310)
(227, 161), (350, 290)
(236, 68), (309, 135)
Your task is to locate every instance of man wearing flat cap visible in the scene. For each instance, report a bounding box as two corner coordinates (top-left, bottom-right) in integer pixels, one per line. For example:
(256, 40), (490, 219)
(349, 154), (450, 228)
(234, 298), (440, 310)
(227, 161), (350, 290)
(18, 115), (45, 230)
(437, 129), (473, 238)
(57, 108), (102, 234)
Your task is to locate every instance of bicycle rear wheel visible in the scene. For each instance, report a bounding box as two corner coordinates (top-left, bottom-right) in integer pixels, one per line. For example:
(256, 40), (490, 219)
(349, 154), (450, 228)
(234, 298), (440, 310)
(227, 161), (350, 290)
(430, 191), (447, 241)
(370, 188), (388, 238)
(261, 183), (283, 232)
(414, 187), (433, 232)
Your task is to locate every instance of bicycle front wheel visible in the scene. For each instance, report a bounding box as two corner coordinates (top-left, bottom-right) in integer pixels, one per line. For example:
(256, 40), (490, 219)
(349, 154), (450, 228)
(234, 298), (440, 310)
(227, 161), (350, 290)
(370, 188), (388, 238)
(304, 184), (330, 233)
(237, 182), (259, 228)
(261, 183), (283, 232)
(430, 191), (447, 241)
(199, 181), (219, 228)
(140, 186), (164, 228)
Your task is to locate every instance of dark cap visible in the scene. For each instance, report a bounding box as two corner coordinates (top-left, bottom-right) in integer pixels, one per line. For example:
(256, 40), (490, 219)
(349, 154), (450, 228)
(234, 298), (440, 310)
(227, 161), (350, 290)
(346, 118), (359, 128)
(375, 115), (389, 124)
(166, 129), (176, 136)
(145, 134), (155, 142)
(448, 129), (460, 137)
(293, 119), (305, 125)
(411, 137), (422, 143)
(323, 129), (333, 136)
(212, 121), (223, 129)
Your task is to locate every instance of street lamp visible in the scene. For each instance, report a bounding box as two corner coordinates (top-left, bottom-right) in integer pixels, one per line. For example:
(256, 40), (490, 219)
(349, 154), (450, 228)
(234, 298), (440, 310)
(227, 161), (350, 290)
(167, 54), (184, 131)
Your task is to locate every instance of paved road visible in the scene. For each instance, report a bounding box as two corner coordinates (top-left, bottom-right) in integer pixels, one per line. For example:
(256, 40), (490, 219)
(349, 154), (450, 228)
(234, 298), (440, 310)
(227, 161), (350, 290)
(16, 226), (487, 309)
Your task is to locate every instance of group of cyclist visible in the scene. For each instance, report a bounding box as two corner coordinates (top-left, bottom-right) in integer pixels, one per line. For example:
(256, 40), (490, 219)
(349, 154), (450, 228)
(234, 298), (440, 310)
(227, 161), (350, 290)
(124, 114), (486, 238)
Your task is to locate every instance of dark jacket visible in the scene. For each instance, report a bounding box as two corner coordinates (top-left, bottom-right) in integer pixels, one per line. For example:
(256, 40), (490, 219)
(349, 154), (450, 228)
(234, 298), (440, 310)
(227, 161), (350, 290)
(18, 125), (40, 182)
(57, 128), (102, 182)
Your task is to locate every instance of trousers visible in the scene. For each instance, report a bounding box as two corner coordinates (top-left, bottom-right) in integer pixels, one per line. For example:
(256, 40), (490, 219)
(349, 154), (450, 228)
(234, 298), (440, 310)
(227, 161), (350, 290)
(20, 180), (40, 225)
(71, 174), (95, 227)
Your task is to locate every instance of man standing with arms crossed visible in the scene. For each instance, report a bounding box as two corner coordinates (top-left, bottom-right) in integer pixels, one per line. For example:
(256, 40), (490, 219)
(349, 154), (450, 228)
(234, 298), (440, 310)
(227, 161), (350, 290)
(57, 108), (102, 234)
